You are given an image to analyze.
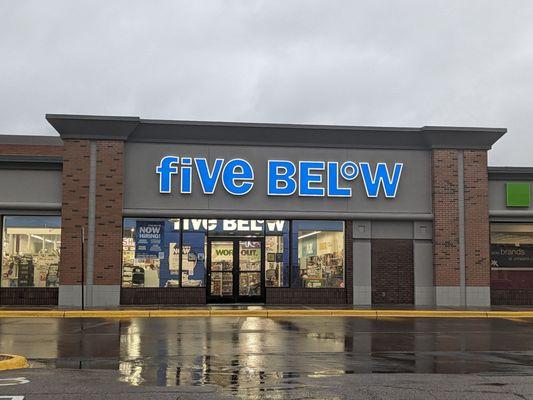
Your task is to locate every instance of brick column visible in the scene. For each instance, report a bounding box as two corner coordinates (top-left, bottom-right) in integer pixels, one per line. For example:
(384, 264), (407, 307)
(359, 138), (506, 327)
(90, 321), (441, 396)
(432, 149), (461, 305)
(58, 139), (125, 307)
(432, 149), (491, 307)
(58, 140), (91, 307)
(463, 150), (491, 305)
(94, 141), (124, 287)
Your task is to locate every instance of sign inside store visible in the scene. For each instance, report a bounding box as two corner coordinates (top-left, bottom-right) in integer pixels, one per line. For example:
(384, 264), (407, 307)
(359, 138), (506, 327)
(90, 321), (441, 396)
(175, 219), (286, 233)
(156, 157), (403, 198)
(491, 244), (533, 268)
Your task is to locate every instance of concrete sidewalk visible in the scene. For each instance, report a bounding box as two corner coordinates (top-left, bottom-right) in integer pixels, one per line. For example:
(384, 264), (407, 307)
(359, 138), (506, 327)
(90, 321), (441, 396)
(0, 305), (532, 318)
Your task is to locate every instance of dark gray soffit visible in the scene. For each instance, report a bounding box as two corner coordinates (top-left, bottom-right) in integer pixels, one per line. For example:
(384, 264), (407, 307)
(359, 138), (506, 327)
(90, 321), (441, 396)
(0, 155), (63, 170)
(489, 166), (533, 181)
(45, 114), (506, 150)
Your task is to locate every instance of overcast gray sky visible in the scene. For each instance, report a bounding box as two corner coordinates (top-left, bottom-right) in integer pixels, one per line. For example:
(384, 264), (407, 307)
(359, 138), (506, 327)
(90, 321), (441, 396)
(1, 0), (532, 165)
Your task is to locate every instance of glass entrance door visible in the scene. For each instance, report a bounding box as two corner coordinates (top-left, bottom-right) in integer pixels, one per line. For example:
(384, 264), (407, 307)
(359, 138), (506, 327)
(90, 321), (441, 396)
(207, 238), (264, 303)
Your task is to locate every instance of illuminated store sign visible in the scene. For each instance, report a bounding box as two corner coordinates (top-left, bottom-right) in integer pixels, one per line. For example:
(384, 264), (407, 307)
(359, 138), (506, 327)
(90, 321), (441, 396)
(156, 156), (403, 198)
(174, 219), (286, 233)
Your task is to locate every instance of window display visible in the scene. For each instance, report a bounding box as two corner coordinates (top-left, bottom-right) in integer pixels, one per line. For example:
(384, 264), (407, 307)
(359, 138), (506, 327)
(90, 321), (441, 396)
(264, 220), (289, 287)
(292, 220), (344, 288)
(181, 219), (208, 287)
(1, 216), (61, 288)
(121, 218), (344, 290)
(491, 223), (533, 268)
(122, 218), (180, 288)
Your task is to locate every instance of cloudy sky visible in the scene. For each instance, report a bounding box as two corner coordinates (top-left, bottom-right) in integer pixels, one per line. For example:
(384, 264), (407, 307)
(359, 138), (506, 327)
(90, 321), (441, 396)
(1, 1), (532, 165)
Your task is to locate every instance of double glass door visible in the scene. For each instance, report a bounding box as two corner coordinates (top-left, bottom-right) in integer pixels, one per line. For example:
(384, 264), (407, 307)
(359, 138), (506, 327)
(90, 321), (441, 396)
(207, 238), (264, 303)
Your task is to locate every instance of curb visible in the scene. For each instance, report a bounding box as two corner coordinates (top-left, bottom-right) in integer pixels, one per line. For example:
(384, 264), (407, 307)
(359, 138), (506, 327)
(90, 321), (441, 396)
(0, 354), (29, 371)
(0, 309), (532, 319)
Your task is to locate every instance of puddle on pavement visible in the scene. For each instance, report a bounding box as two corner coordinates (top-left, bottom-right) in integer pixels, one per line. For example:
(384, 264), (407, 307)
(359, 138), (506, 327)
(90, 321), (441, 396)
(7, 317), (533, 392)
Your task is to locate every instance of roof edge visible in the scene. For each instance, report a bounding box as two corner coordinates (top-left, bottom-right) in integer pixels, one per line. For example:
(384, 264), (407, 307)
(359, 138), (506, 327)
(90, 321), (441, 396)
(44, 114), (506, 149)
(489, 166), (533, 181)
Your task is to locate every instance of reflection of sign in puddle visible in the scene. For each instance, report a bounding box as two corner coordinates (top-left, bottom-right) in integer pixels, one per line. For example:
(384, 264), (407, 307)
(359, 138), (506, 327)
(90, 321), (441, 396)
(308, 369), (354, 378)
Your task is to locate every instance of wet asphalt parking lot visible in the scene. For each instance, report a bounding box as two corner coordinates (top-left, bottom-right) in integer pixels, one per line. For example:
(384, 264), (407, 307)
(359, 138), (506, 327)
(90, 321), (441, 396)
(0, 316), (532, 399)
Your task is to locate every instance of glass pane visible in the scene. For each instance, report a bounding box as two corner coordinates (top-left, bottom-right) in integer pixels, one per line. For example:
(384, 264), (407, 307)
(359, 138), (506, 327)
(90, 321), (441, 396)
(239, 240), (261, 271)
(2, 216), (61, 288)
(291, 220), (345, 288)
(211, 241), (233, 271)
(210, 272), (233, 296)
(239, 272), (261, 296)
(122, 218), (180, 288)
(491, 223), (533, 244)
(265, 235), (289, 287)
(490, 223), (533, 269)
(182, 231), (207, 287)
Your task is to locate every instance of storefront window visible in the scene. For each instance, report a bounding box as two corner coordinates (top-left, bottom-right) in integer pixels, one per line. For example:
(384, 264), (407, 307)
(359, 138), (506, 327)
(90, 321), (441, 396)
(265, 220), (289, 287)
(181, 219), (207, 287)
(122, 218), (180, 288)
(490, 223), (533, 268)
(291, 220), (345, 288)
(1, 216), (61, 288)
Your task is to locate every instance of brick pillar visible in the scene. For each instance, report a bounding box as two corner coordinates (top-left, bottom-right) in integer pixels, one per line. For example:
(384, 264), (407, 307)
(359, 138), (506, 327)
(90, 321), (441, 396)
(463, 150), (491, 305)
(94, 141), (124, 287)
(59, 139), (125, 307)
(432, 149), (491, 307)
(58, 140), (90, 306)
(432, 149), (461, 305)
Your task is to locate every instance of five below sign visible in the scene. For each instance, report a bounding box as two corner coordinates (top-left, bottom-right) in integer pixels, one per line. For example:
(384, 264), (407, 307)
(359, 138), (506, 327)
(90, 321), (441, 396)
(156, 157), (403, 198)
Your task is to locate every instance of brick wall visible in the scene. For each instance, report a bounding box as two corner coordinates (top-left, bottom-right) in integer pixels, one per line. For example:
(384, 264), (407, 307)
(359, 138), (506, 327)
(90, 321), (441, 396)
(266, 288), (347, 304)
(464, 150), (490, 287)
(121, 288), (206, 305)
(432, 149), (460, 287)
(60, 140), (90, 285)
(94, 141), (124, 285)
(0, 288), (58, 305)
(0, 144), (63, 157)
(371, 239), (414, 304)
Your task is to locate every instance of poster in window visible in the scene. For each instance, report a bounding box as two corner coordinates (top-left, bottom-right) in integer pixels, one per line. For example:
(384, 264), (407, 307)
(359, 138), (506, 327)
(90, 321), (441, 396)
(301, 237), (317, 257)
(169, 242), (180, 274)
(135, 221), (164, 259)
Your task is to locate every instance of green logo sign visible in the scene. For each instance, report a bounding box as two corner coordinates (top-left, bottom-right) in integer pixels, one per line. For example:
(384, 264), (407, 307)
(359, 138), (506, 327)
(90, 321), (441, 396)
(506, 182), (531, 207)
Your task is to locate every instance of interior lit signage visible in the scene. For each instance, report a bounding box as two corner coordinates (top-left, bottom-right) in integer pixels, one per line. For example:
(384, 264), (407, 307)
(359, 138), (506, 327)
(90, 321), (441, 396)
(175, 219), (286, 233)
(156, 157), (403, 198)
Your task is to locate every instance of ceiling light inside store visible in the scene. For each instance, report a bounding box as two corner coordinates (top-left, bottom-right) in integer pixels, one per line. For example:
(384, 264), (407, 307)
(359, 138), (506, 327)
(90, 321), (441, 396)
(298, 231), (322, 240)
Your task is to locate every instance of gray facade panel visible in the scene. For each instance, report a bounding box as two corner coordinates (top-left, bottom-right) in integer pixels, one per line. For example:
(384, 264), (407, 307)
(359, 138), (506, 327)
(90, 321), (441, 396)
(414, 240), (435, 306)
(124, 143), (431, 215)
(489, 179), (533, 212)
(371, 221), (413, 239)
(353, 239), (372, 306)
(0, 169), (62, 205)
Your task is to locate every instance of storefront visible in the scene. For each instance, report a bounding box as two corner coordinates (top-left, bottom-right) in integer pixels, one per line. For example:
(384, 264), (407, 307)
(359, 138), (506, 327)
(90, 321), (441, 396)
(1, 114), (531, 307)
(121, 218), (344, 303)
(489, 168), (533, 305)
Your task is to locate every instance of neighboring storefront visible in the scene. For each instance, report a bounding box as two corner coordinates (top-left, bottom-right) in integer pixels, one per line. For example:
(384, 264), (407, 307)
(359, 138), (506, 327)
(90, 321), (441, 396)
(489, 168), (533, 305)
(0, 114), (531, 307)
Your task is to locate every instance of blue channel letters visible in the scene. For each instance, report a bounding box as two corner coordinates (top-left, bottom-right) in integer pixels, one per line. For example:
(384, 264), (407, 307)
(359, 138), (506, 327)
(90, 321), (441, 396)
(156, 156), (403, 198)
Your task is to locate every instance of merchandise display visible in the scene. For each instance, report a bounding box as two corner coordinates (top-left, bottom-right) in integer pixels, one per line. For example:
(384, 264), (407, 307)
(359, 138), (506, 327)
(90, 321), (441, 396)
(122, 236), (161, 287)
(297, 229), (344, 288)
(1, 216), (61, 288)
(265, 236), (284, 287)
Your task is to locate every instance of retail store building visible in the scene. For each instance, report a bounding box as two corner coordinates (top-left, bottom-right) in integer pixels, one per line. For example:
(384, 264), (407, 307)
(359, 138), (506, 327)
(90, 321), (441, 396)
(0, 114), (532, 308)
